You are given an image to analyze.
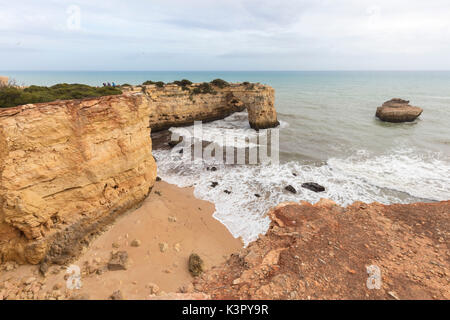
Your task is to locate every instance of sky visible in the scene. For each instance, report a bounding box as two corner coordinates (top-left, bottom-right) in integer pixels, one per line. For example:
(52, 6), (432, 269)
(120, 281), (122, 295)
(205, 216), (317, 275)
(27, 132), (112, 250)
(1, 0), (450, 71)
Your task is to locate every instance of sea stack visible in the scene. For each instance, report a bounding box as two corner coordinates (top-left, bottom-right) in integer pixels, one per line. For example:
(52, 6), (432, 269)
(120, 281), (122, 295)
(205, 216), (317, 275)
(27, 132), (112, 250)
(376, 98), (423, 123)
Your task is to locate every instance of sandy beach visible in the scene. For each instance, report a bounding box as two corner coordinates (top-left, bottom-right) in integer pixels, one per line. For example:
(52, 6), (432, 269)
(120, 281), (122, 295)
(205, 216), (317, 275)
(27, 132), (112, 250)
(0, 181), (242, 300)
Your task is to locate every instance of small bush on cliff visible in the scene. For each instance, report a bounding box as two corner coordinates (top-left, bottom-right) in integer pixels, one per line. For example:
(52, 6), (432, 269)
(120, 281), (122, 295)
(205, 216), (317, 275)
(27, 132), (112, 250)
(0, 83), (122, 108)
(172, 79), (192, 87)
(191, 82), (216, 95)
(210, 78), (229, 88)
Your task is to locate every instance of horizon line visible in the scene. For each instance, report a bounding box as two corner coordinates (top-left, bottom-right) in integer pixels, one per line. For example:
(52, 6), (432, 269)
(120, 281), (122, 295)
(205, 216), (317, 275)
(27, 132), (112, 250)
(2, 70), (450, 73)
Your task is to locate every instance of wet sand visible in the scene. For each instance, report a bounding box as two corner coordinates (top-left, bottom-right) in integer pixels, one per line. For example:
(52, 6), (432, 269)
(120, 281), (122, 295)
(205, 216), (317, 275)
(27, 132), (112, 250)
(0, 181), (243, 300)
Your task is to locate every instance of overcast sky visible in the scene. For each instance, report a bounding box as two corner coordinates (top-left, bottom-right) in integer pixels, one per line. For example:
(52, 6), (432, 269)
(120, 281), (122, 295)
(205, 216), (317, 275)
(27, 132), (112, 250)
(1, 0), (450, 70)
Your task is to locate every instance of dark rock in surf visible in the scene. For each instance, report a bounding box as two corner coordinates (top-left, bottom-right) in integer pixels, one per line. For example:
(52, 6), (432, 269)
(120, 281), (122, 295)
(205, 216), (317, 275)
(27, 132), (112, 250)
(211, 182), (219, 188)
(285, 185), (297, 194)
(302, 182), (325, 193)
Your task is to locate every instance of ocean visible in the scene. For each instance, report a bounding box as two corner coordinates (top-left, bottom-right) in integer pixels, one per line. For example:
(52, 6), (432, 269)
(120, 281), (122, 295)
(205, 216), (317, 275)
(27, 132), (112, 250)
(3, 71), (450, 244)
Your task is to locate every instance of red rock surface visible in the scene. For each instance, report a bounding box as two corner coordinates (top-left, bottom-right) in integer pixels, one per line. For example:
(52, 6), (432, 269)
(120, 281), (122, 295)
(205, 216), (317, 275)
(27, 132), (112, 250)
(194, 199), (449, 300)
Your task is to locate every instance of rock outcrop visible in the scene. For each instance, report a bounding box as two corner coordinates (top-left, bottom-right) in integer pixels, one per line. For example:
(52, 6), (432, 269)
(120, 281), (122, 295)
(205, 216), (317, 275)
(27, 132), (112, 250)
(0, 94), (157, 264)
(123, 83), (279, 131)
(376, 98), (423, 123)
(194, 200), (449, 300)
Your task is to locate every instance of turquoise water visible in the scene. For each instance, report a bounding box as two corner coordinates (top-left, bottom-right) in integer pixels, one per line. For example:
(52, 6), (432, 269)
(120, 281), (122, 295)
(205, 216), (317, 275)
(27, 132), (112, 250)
(2, 71), (449, 243)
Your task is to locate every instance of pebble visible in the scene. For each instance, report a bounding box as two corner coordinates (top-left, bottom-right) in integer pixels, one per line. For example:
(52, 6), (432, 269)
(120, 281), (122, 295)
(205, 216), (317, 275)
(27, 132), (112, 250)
(159, 242), (168, 253)
(388, 291), (400, 300)
(131, 239), (141, 247)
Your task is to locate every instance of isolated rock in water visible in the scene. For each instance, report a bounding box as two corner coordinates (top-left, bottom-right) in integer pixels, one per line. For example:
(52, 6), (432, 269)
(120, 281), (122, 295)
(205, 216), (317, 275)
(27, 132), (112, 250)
(189, 253), (205, 277)
(302, 182), (325, 193)
(376, 98), (423, 123)
(110, 290), (123, 300)
(285, 185), (297, 194)
(211, 182), (219, 188)
(107, 251), (129, 271)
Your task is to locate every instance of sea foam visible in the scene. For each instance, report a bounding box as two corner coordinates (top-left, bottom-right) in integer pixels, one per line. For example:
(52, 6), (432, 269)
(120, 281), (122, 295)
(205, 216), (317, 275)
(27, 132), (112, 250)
(153, 112), (450, 245)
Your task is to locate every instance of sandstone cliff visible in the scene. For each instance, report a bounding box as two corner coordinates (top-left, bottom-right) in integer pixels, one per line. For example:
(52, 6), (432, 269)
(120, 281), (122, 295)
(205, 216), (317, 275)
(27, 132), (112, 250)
(0, 94), (157, 264)
(0, 76), (8, 86)
(123, 83), (279, 131)
(194, 200), (449, 300)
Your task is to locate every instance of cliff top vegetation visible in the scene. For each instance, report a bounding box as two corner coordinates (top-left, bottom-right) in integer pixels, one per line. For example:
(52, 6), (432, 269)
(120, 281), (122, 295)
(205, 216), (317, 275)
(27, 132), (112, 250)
(0, 83), (122, 109)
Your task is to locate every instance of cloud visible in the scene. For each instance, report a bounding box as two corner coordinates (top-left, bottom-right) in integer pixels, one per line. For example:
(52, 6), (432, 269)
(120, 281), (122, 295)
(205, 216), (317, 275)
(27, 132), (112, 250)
(0, 0), (449, 70)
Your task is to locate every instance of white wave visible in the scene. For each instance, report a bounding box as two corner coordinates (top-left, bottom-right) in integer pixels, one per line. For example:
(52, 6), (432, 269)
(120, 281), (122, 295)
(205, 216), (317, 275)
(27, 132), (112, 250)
(154, 113), (450, 246)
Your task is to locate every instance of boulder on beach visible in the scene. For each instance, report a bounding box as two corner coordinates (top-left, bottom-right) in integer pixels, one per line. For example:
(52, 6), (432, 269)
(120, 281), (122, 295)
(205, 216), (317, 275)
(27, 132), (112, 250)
(376, 98), (423, 123)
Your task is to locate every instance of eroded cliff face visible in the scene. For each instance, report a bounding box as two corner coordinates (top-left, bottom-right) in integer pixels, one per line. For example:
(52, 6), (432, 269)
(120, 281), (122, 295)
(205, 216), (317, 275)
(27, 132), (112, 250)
(194, 200), (450, 300)
(0, 82), (277, 266)
(123, 83), (278, 131)
(0, 94), (157, 264)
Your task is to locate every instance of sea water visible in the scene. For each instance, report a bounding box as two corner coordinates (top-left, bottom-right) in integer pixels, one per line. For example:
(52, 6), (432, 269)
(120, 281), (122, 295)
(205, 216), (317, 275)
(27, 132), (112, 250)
(4, 71), (450, 244)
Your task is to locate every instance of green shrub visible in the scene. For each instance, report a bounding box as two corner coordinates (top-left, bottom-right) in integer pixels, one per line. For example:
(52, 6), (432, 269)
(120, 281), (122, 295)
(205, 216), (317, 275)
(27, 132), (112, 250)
(172, 79), (192, 87)
(143, 80), (165, 87)
(210, 78), (229, 88)
(0, 83), (122, 108)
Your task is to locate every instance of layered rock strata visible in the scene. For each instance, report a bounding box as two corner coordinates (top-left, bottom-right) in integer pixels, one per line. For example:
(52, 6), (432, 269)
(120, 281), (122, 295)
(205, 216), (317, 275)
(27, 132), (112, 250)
(0, 94), (157, 264)
(0, 82), (276, 265)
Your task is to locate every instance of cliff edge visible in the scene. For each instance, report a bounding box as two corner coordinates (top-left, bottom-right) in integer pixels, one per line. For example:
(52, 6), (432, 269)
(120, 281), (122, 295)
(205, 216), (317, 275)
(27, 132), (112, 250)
(0, 94), (157, 264)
